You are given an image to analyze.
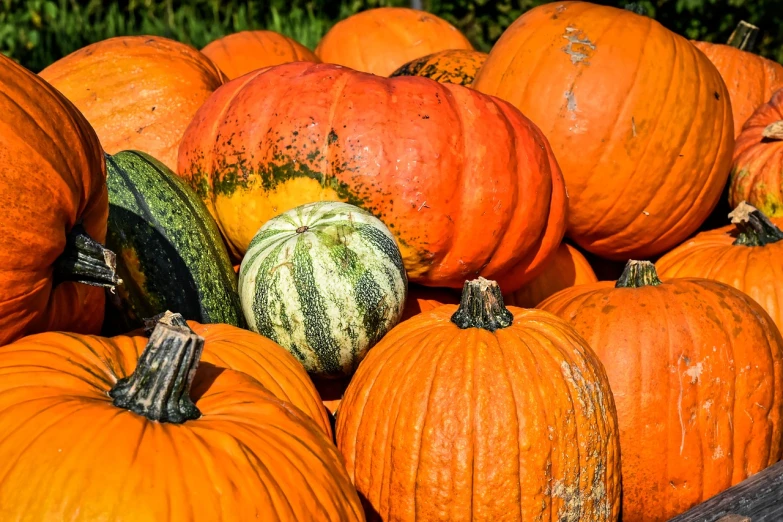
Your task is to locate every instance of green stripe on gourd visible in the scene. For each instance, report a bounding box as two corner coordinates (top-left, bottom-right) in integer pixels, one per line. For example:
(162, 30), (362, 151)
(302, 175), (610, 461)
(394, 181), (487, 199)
(104, 150), (244, 333)
(239, 201), (407, 377)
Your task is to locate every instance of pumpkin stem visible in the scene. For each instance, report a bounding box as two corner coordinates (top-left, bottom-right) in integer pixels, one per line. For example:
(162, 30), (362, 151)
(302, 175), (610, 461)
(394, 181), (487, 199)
(450, 277), (513, 331)
(615, 260), (662, 288)
(730, 201), (783, 246)
(110, 312), (203, 423)
(54, 223), (122, 290)
(727, 21), (759, 51)
(762, 121), (783, 141)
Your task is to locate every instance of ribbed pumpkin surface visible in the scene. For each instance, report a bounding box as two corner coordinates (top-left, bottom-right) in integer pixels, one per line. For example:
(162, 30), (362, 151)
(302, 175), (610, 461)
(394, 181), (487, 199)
(240, 201), (407, 377)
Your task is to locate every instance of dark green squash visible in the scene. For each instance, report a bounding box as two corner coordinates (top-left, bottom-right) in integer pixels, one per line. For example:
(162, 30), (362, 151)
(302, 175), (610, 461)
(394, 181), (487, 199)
(103, 150), (244, 333)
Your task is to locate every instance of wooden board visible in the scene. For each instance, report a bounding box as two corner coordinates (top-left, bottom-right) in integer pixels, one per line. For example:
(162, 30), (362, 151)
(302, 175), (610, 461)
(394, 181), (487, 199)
(668, 460), (783, 521)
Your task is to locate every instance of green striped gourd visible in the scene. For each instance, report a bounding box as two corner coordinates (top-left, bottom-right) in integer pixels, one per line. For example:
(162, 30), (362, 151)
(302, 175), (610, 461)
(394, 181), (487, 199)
(239, 201), (407, 377)
(104, 151), (244, 333)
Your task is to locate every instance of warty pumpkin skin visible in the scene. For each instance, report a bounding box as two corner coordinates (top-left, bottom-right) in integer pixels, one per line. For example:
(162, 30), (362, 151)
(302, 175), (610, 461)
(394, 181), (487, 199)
(730, 88), (783, 216)
(472, 1), (734, 260)
(504, 241), (597, 308)
(315, 7), (473, 77)
(0, 316), (362, 521)
(389, 49), (488, 86)
(202, 30), (320, 80)
(39, 35), (226, 171)
(0, 53), (119, 346)
(657, 202), (783, 334)
(178, 62), (567, 290)
(539, 261), (783, 521)
(337, 278), (621, 522)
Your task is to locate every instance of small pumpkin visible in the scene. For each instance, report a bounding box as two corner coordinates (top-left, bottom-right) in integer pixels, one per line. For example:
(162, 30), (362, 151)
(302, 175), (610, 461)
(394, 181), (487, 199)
(39, 35), (226, 171)
(400, 283), (460, 320)
(103, 151), (244, 334)
(504, 242), (597, 308)
(179, 62), (567, 290)
(539, 260), (783, 521)
(473, 1), (734, 260)
(389, 49), (488, 86)
(202, 30), (320, 80)
(337, 277), (621, 521)
(657, 202), (783, 332)
(0, 53), (119, 346)
(315, 7), (473, 76)
(730, 88), (783, 216)
(0, 315), (363, 520)
(239, 201), (408, 377)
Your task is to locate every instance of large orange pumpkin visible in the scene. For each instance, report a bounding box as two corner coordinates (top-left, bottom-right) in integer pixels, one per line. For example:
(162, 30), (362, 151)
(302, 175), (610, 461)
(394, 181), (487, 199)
(473, 1), (734, 260)
(39, 36), (226, 171)
(0, 53), (118, 347)
(315, 7), (473, 76)
(337, 278), (621, 521)
(504, 242), (597, 308)
(0, 317), (364, 520)
(693, 22), (783, 139)
(178, 62), (566, 291)
(389, 49), (488, 86)
(202, 30), (320, 80)
(730, 88), (783, 215)
(657, 202), (783, 332)
(539, 260), (783, 521)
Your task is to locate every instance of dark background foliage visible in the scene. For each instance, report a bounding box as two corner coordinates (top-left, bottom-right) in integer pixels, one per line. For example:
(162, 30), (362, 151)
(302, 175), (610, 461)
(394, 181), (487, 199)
(2, 0), (781, 72)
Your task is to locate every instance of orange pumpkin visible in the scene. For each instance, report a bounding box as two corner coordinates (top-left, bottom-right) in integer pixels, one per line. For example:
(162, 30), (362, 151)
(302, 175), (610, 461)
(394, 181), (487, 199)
(315, 7), (473, 76)
(473, 1), (734, 260)
(539, 260), (783, 521)
(693, 22), (783, 139)
(730, 88), (783, 215)
(39, 36), (226, 171)
(400, 284), (460, 320)
(0, 317), (363, 520)
(657, 202), (783, 332)
(178, 62), (567, 291)
(0, 53), (118, 347)
(389, 49), (488, 86)
(504, 242), (597, 308)
(337, 277), (621, 521)
(202, 30), (320, 80)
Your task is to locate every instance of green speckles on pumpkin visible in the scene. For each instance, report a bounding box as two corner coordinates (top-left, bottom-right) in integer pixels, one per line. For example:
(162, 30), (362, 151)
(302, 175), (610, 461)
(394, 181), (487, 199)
(328, 129), (339, 145)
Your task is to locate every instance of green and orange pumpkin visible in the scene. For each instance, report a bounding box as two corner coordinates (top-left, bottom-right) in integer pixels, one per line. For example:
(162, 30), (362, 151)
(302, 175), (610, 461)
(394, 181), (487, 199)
(390, 49), (488, 86)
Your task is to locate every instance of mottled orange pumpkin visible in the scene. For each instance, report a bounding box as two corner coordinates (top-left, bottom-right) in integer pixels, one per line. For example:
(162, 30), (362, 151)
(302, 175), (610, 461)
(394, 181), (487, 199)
(0, 53), (118, 347)
(178, 62), (567, 291)
(731, 88), (783, 215)
(39, 36), (226, 171)
(202, 30), (320, 80)
(315, 7), (473, 76)
(0, 317), (364, 521)
(657, 202), (783, 333)
(400, 284), (460, 320)
(337, 278), (621, 521)
(389, 49), (488, 86)
(540, 261), (783, 521)
(504, 242), (597, 307)
(473, 1), (734, 260)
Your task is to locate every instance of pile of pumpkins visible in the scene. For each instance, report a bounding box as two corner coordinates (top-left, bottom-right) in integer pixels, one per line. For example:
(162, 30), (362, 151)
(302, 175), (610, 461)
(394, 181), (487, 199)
(2, 2), (783, 521)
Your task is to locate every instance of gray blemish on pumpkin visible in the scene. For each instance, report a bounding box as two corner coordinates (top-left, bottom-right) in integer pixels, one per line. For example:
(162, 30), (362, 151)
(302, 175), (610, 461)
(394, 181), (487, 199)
(565, 91), (577, 119)
(562, 27), (596, 65)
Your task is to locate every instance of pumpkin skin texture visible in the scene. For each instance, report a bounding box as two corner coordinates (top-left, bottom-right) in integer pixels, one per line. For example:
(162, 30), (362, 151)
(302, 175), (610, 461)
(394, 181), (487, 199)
(0, 53), (116, 346)
(400, 284), (460, 320)
(337, 278), (621, 522)
(39, 36), (226, 171)
(202, 30), (320, 80)
(389, 49), (488, 86)
(179, 62), (567, 290)
(0, 319), (362, 521)
(539, 261), (783, 521)
(730, 89), (783, 216)
(239, 201), (408, 378)
(315, 7), (473, 76)
(104, 151), (244, 333)
(472, 1), (734, 260)
(656, 202), (783, 333)
(504, 242), (598, 308)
